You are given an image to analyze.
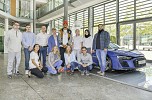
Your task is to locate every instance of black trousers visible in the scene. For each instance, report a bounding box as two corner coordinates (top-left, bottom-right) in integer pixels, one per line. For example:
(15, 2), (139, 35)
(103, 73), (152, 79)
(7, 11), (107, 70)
(60, 47), (66, 66)
(30, 67), (48, 78)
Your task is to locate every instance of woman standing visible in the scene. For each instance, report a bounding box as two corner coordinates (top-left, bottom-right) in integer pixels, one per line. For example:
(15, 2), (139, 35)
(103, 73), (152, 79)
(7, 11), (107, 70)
(47, 46), (63, 74)
(64, 45), (79, 75)
(29, 44), (48, 78)
(83, 30), (93, 54)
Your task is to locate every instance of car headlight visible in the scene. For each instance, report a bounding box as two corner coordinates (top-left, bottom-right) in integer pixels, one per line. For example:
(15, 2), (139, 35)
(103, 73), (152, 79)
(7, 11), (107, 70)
(117, 56), (132, 60)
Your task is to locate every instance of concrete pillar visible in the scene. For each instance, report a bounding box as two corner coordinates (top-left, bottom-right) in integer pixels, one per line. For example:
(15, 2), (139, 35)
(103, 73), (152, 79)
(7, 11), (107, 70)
(30, 0), (33, 19)
(48, 21), (52, 35)
(64, 0), (68, 21)
(33, 0), (36, 33)
(4, 18), (9, 53)
(88, 7), (93, 36)
(116, 0), (120, 45)
(30, 23), (33, 33)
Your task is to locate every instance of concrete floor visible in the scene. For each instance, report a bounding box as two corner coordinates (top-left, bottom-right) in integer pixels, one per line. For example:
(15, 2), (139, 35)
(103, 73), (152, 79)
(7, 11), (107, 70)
(1, 53), (152, 100)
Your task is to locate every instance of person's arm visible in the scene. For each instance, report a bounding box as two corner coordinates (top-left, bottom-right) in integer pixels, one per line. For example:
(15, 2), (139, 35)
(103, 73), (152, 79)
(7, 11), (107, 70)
(77, 54), (83, 65)
(22, 33), (29, 48)
(86, 54), (93, 66)
(48, 36), (52, 53)
(92, 34), (96, 53)
(4, 31), (10, 47)
(68, 33), (73, 46)
(31, 59), (41, 70)
(104, 32), (110, 50)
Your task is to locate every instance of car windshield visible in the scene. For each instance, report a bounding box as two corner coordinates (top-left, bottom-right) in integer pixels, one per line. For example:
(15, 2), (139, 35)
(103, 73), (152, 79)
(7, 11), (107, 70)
(108, 43), (120, 49)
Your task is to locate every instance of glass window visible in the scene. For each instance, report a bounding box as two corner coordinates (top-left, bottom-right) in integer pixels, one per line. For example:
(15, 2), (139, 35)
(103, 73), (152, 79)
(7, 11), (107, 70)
(105, 1), (116, 24)
(136, 0), (152, 19)
(120, 24), (133, 50)
(93, 5), (104, 26)
(105, 24), (116, 43)
(119, 0), (134, 21)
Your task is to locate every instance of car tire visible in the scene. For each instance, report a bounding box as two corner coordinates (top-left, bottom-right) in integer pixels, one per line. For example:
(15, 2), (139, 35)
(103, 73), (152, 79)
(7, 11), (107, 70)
(106, 57), (112, 72)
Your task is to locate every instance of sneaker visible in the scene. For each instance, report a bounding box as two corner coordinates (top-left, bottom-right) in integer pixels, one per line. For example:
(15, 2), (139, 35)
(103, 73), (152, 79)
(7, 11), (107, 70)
(15, 71), (23, 76)
(98, 72), (105, 76)
(86, 71), (90, 76)
(81, 71), (85, 76)
(8, 75), (12, 79)
(28, 71), (31, 78)
(70, 72), (74, 75)
(97, 71), (102, 74)
(25, 70), (29, 75)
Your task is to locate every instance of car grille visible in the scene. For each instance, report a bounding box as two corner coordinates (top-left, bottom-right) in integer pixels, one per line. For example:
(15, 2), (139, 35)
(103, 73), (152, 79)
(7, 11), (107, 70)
(133, 57), (146, 67)
(119, 60), (129, 67)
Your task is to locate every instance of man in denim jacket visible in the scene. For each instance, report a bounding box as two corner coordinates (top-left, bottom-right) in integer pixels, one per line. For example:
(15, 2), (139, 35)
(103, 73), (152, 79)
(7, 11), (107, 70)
(92, 24), (110, 76)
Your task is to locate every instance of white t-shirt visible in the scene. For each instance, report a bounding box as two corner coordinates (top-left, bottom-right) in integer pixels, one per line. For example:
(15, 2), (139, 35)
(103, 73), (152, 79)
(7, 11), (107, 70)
(29, 51), (40, 69)
(73, 36), (83, 50)
(83, 36), (93, 48)
(63, 30), (68, 45)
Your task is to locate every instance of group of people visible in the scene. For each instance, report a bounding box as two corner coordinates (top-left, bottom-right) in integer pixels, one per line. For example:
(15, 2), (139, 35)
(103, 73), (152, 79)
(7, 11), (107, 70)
(5, 20), (110, 79)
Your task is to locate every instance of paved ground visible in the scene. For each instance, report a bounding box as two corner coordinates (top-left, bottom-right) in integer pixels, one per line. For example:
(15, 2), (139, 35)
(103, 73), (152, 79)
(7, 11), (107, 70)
(1, 53), (152, 100)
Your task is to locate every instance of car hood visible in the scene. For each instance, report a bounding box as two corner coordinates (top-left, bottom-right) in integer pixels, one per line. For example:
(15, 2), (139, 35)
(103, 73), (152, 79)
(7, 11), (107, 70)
(111, 49), (144, 57)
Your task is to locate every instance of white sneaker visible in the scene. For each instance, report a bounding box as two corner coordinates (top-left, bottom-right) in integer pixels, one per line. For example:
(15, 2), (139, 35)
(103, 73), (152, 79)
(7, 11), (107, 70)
(25, 70), (29, 75)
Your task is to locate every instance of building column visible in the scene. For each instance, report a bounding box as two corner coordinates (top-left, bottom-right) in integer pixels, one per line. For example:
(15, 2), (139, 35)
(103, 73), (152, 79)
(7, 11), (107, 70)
(30, 23), (33, 33)
(133, 0), (136, 50)
(48, 21), (52, 35)
(116, 0), (120, 45)
(64, 0), (68, 21)
(4, 18), (9, 53)
(30, 0), (33, 19)
(33, 0), (36, 33)
(88, 7), (93, 36)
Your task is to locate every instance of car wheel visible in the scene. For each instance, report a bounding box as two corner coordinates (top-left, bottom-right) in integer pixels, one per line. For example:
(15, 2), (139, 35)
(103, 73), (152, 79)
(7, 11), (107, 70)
(106, 57), (112, 72)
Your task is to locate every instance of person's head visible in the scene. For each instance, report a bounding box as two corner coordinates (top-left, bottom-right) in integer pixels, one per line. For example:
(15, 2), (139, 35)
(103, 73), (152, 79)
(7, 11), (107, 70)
(52, 28), (56, 35)
(81, 46), (87, 55)
(84, 29), (91, 38)
(65, 45), (72, 54)
(98, 24), (104, 31)
(33, 44), (40, 52)
(63, 20), (68, 29)
(25, 24), (31, 32)
(12, 21), (20, 30)
(52, 46), (59, 53)
(41, 25), (46, 33)
(75, 29), (80, 36)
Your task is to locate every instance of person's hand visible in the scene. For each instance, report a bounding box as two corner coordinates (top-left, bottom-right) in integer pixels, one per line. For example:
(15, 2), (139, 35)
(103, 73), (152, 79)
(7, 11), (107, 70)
(67, 64), (70, 68)
(91, 50), (95, 54)
(104, 48), (107, 52)
(52, 66), (55, 70)
(63, 45), (67, 48)
(38, 66), (42, 71)
(28, 46), (33, 51)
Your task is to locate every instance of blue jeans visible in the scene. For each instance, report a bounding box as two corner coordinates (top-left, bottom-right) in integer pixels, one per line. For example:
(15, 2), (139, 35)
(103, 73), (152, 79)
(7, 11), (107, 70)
(24, 48), (31, 70)
(47, 60), (63, 74)
(96, 49), (107, 72)
(65, 62), (79, 72)
(39, 47), (47, 67)
(79, 64), (93, 71)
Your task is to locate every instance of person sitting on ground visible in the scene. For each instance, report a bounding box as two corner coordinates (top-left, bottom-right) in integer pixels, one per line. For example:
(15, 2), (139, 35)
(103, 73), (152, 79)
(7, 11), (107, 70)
(64, 45), (79, 75)
(28, 44), (48, 78)
(47, 46), (64, 74)
(78, 46), (93, 76)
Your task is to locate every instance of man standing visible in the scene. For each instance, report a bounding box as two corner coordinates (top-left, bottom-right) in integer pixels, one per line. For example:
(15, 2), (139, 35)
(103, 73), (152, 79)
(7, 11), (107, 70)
(48, 28), (60, 53)
(36, 25), (49, 67)
(22, 24), (35, 75)
(92, 24), (110, 76)
(59, 20), (72, 67)
(72, 29), (83, 61)
(5, 21), (22, 78)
